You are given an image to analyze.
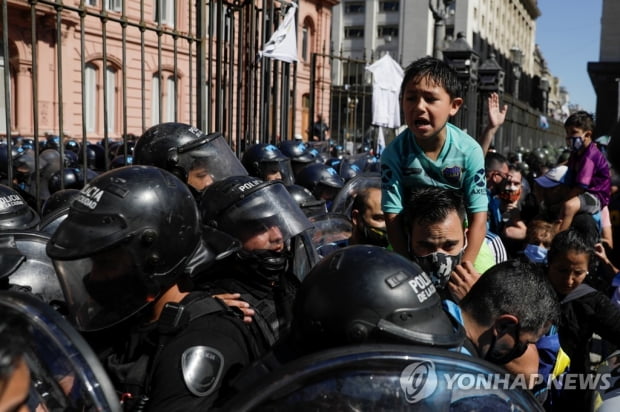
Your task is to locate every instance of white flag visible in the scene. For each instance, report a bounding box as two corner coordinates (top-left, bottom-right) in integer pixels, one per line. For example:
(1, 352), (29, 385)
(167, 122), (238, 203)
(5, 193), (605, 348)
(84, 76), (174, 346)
(259, 3), (298, 63)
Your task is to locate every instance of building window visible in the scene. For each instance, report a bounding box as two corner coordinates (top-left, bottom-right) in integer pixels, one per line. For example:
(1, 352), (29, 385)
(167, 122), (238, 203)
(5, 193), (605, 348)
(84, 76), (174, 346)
(105, 67), (116, 132)
(301, 26), (309, 61)
(152, 72), (177, 125)
(85, 61), (119, 134)
(344, 2), (364, 13)
(85, 64), (96, 133)
(155, 0), (174, 26)
(0, 52), (11, 134)
(378, 25), (399, 38)
(105, 0), (122, 12)
(379, 1), (399, 12)
(86, 0), (97, 6)
(344, 26), (364, 39)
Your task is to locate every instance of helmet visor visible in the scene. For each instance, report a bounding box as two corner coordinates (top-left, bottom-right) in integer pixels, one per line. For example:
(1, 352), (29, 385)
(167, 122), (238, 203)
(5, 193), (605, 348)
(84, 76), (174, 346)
(262, 159), (295, 186)
(53, 247), (154, 332)
(182, 133), (247, 182)
(218, 183), (312, 245)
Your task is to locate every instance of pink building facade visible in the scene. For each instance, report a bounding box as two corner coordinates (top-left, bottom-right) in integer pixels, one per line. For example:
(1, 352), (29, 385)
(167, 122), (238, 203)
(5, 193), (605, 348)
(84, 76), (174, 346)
(2, 0), (337, 146)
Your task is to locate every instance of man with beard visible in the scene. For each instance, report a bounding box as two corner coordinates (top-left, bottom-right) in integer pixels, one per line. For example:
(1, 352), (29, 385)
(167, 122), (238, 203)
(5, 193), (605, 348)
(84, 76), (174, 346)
(348, 185), (388, 247)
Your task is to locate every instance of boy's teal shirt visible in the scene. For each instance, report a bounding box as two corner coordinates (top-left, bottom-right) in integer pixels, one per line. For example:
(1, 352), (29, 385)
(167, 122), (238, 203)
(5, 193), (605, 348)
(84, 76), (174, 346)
(380, 123), (488, 216)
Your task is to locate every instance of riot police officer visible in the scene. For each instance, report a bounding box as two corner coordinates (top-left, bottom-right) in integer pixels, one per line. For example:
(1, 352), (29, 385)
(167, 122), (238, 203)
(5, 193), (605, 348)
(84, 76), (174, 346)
(226, 245), (466, 399)
(46, 166), (253, 410)
(241, 143), (294, 185)
(198, 175), (314, 349)
(133, 122), (247, 200)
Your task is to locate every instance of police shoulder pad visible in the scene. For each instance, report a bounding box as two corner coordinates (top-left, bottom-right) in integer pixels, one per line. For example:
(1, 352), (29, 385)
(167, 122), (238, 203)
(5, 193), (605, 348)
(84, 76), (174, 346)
(181, 346), (224, 397)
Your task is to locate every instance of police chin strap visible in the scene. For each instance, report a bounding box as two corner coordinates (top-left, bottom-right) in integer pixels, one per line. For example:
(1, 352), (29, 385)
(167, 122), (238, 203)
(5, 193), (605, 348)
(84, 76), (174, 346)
(376, 314), (466, 349)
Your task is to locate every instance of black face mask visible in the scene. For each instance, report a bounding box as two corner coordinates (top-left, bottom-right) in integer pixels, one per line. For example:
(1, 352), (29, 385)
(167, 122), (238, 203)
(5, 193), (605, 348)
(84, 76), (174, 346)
(359, 219), (389, 248)
(484, 324), (529, 365)
(236, 248), (291, 275)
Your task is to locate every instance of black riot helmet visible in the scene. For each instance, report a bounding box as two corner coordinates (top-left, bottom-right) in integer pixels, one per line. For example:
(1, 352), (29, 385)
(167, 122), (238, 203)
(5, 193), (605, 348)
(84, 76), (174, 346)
(0, 184), (40, 230)
(295, 163), (345, 203)
(134, 122), (247, 189)
(41, 188), (81, 219)
(278, 140), (316, 177)
(78, 143), (107, 171)
(201, 176), (312, 248)
(285, 184), (327, 218)
(46, 166), (211, 331)
(292, 245), (465, 352)
(47, 168), (97, 195)
(0, 144), (35, 178)
(241, 143), (294, 185)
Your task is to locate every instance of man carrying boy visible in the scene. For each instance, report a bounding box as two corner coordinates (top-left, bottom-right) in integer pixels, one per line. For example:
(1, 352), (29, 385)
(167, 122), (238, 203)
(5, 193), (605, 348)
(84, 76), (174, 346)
(557, 111), (611, 232)
(381, 56), (487, 263)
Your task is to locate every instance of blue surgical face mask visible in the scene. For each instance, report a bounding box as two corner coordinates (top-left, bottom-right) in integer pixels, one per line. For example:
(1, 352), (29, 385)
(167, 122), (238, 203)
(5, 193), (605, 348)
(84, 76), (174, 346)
(569, 136), (584, 152)
(524, 244), (548, 264)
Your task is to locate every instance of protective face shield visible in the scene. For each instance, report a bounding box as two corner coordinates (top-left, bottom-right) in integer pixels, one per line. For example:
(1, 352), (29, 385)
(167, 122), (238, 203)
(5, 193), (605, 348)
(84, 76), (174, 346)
(0, 231), (64, 306)
(523, 244), (548, 264)
(47, 166), (207, 331)
(204, 179), (312, 248)
(224, 345), (544, 412)
(134, 123), (247, 186)
(242, 144), (295, 185)
(413, 242), (466, 289)
(52, 247), (155, 331)
(307, 213), (352, 257)
(0, 291), (121, 411)
(330, 174), (381, 216)
(177, 132), (247, 183)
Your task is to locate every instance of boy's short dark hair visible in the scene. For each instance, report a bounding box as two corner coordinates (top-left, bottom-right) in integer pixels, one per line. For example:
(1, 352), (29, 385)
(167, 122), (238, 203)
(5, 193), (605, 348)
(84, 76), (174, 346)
(564, 110), (595, 132)
(400, 56), (462, 101)
(460, 260), (559, 333)
(404, 187), (466, 231)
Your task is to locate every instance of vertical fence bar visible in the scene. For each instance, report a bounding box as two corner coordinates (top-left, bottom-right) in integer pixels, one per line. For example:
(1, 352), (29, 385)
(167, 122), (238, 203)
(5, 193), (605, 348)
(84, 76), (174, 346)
(55, 0), (65, 189)
(196, 0), (206, 130)
(120, 0), (128, 157)
(2, 0), (13, 184)
(30, 0), (41, 208)
(187, 0), (193, 126)
(172, 0), (178, 122)
(234, 4), (244, 156)
(140, 0), (146, 131)
(101, 5), (109, 168)
(79, 1), (89, 184)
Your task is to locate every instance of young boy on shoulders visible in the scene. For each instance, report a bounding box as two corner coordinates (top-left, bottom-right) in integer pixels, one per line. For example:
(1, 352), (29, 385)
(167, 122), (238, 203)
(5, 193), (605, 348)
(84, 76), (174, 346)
(381, 56), (487, 263)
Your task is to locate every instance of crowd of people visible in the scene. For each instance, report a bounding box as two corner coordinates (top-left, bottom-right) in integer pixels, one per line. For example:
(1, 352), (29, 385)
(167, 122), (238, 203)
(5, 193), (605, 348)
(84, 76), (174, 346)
(0, 56), (619, 411)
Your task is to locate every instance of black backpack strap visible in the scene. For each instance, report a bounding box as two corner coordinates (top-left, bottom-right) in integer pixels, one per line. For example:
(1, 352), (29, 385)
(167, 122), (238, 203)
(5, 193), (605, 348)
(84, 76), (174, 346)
(238, 293), (278, 348)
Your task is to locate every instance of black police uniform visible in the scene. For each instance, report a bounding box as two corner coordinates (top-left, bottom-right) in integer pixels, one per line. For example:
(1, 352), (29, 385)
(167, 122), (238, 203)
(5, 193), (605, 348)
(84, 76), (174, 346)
(200, 254), (300, 351)
(101, 291), (262, 411)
